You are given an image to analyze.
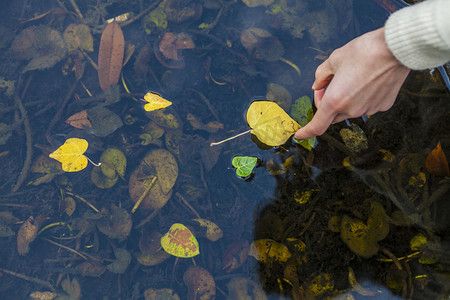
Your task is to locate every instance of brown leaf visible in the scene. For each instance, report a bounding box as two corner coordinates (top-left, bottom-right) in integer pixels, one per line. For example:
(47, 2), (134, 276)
(65, 110), (92, 129)
(17, 216), (44, 255)
(98, 22), (125, 91)
(222, 239), (250, 273)
(425, 141), (450, 177)
(183, 266), (216, 300)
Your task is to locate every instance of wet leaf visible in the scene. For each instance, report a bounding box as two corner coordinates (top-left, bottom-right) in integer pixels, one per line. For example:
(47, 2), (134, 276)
(96, 205), (132, 240)
(29, 291), (58, 300)
(76, 260), (106, 277)
(143, 91), (172, 111)
(161, 223), (199, 258)
(11, 25), (67, 73)
(0, 123), (12, 145)
(222, 239), (250, 273)
(62, 196), (76, 217)
(143, 6), (168, 35)
(60, 277), (81, 300)
(339, 123), (368, 153)
(129, 149), (178, 210)
(65, 110), (92, 129)
(266, 83), (291, 111)
(307, 273), (334, 296)
(226, 277), (267, 300)
(425, 141), (450, 177)
(340, 202), (389, 257)
(30, 154), (64, 185)
(242, 0), (275, 7)
(183, 266), (216, 300)
(49, 138), (88, 172)
(410, 233), (440, 264)
(247, 100), (300, 146)
(240, 28), (284, 62)
(146, 108), (181, 129)
(107, 248), (131, 274)
(86, 106), (123, 137)
(232, 156), (258, 177)
(291, 96), (316, 150)
(144, 288), (180, 300)
(63, 24), (93, 53)
(91, 148), (126, 189)
(17, 216), (44, 255)
(190, 218), (223, 242)
(98, 22), (124, 91)
(248, 239), (291, 263)
(137, 249), (171, 266)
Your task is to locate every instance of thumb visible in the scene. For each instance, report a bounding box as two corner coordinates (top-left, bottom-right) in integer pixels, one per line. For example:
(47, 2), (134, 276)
(294, 103), (336, 140)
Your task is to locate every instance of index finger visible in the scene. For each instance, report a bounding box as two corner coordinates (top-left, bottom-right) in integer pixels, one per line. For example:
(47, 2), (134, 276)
(294, 101), (337, 140)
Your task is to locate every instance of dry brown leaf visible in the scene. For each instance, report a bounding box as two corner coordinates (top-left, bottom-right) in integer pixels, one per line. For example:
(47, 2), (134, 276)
(98, 22), (125, 91)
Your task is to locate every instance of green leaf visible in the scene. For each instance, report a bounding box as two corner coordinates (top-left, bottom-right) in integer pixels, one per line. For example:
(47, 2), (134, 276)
(291, 96), (317, 150)
(232, 156), (258, 177)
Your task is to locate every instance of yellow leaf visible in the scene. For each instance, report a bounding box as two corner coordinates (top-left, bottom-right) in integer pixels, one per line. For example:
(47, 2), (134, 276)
(49, 138), (88, 172)
(248, 239), (291, 263)
(143, 92), (172, 111)
(246, 100), (301, 146)
(161, 223), (199, 258)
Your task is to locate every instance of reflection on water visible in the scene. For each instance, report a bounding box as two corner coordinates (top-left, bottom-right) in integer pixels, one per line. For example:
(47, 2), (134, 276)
(0, 0), (449, 299)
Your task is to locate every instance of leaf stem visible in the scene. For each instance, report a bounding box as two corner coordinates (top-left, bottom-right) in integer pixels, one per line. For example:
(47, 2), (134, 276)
(210, 129), (251, 146)
(131, 176), (157, 213)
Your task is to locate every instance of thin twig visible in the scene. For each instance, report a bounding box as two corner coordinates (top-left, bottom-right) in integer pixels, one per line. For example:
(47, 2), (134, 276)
(0, 267), (55, 291)
(45, 79), (79, 146)
(40, 237), (88, 260)
(11, 75), (33, 193)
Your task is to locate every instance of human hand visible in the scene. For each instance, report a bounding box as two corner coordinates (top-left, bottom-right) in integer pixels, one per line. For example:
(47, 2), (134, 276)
(294, 28), (410, 140)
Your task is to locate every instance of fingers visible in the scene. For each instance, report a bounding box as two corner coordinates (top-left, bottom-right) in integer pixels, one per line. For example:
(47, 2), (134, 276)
(294, 102), (336, 140)
(312, 58), (335, 90)
(314, 88), (325, 108)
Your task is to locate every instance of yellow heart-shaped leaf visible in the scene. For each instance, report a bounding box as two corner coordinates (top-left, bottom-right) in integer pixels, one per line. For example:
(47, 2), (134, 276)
(49, 138), (88, 172)
(247, 100), (300, 146)
(143, 92), (172, 111)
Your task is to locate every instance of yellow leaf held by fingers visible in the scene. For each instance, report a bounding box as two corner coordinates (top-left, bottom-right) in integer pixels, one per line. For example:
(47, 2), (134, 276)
(247, 100), (301, 146)
(143, 92), (172, 112)
(49, 138), (89, 172)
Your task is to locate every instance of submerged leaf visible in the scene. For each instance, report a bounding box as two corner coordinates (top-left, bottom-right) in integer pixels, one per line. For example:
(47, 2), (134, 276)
(98, 22), (124, 91)
(49, 138), (88, 172)
(425, 141), (450, 177)
(161, 223), (199, 258)
(143, 91), (172, 111)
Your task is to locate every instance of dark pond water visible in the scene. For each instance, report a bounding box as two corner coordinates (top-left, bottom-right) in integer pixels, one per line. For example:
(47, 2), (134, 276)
(0, 0), (449, 299)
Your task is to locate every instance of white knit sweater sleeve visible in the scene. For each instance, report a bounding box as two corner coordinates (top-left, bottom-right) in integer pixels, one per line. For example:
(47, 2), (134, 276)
(384, 0), (450, 70)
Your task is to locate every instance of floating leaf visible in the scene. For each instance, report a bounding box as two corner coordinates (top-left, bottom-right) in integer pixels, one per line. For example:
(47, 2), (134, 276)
(247, 100), (301, 147)
(161, 223), (199, 258)
(232, 156), (257, 177)
(425, 141), (450, 177)
(49, 138), (88, 172)
(98, 22), (124, 91)
(143, 91), (172, 111)
(248, 239), (291, 263)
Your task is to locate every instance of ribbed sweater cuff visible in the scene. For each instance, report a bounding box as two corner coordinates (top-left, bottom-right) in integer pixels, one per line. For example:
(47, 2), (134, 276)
(385, 0), (450, 70)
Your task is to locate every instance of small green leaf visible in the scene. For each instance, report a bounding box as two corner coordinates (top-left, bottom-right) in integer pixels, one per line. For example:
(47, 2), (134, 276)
(291, 96), (317, 151)
(232, 156), (257, 177)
